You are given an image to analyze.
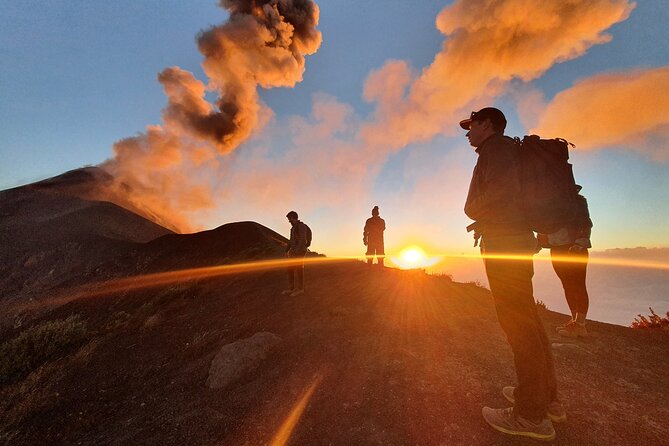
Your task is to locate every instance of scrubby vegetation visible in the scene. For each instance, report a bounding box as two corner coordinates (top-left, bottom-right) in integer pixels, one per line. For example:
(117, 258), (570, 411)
(0, 315), (88, 384)
(631, 307), (669, 332)
(466, 280), (488, 289)
(430, 272), (454, 281)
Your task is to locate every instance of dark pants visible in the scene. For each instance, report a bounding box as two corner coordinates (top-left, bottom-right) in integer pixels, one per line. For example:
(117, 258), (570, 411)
(287, 250), (306, 290)
(550, 245), (589, 319)
(366, 243), (385, 267)
(482, 235), (558, 420)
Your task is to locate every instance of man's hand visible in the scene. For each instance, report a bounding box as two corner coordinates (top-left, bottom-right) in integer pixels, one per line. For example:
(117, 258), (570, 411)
(473, 231), (481, 247)
(533, 239), (543, 254)
(568, 244), (586, 254)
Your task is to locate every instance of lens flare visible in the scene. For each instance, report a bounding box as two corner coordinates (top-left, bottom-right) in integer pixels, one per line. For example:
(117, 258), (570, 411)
(269, 373), (324, 446)
(10, 251), (669, 318)
(12, 256), (355, 314)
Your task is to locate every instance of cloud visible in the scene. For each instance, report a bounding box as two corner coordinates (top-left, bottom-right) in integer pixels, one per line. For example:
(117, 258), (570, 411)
(375, 142), (475, 252)
(531, 66), (669, 160)
(100, 0), (642, 237)
(187, 0), (639, 245)
(359, 0), (635, 153)
(508, 82), (547, 131)
(217, 94), (373, 216)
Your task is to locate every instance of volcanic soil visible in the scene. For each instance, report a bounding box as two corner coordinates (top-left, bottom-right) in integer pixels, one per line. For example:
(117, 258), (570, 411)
(1, 259), (668, 445)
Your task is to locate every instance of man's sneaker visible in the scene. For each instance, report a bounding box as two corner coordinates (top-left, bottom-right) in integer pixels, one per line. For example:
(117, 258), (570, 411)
(558, 322), (588, 338)
(290, 288), (304, 297)
(281, 289), (293, 295)
(502, 386), (567, 423)
(482, 407), (555, 441)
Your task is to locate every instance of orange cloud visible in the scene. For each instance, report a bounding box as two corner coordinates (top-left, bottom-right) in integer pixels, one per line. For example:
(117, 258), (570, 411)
(187, 1), (638, 244)
(99, 0), (643, 237)
(531, 66), (669, 160)
(360, 0), (635, 152)
(221, 94), (373, 214)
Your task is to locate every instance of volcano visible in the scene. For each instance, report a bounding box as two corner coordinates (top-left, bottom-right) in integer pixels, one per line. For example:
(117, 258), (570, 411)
(0, 168), (291, 309)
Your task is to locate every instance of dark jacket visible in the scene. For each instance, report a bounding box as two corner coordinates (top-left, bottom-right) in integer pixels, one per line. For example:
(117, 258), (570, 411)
(288, 221), (308, 254)
(465, 134), (528, 237)
(363, 216), (385, 246)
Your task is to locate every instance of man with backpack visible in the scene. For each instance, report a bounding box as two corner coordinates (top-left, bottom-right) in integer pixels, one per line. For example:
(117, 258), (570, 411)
(282, 210), (310, 297)
(363, 206), (386, 270)
(461, 107), (563, 441)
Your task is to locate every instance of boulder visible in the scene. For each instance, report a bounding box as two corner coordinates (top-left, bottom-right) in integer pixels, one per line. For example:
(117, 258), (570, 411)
(206, 332), (282, 389)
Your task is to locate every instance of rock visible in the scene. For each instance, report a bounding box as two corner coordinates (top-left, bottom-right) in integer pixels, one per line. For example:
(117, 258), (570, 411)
(23, 251), (46, 267)
(206, 332), (282, 389)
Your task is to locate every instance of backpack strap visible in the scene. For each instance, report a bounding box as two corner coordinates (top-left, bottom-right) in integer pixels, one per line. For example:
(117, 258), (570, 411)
(556, 138), (576, 149)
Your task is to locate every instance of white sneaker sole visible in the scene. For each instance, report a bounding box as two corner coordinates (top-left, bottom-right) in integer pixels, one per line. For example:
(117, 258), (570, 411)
(503, 387), (567, 423)
(482, 408), (556, 441)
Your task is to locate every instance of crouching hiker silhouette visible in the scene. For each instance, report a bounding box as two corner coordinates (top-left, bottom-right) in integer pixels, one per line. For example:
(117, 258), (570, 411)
(363, 206), (386, 270)
(461, 107), (564, 441)
(282, 211), (310, 297)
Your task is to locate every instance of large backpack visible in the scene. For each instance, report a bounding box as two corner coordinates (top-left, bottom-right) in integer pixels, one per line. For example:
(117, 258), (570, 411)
(303, 222), (312, 248)
(515, 135), (578, 234)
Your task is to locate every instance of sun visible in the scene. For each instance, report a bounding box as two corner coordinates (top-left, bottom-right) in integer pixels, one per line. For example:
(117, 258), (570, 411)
(390, 245), (441, 270)
(402, 247), (423, 264)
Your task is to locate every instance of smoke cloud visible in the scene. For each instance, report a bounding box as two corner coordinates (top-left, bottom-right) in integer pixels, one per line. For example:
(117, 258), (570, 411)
(531, 66), (669, 160)
(102, 0), (322, 232)
(360, 0), (635, 152)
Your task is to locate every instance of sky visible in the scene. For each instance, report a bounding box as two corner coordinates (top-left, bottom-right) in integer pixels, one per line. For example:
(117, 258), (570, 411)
(1, 0), (669, 313)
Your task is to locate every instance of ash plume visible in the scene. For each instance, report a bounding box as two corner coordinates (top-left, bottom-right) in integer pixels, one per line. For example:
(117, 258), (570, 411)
(102, 0), (322, 232)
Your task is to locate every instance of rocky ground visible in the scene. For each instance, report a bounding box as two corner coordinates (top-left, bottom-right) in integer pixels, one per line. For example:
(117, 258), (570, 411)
(2, 261), (667, 445)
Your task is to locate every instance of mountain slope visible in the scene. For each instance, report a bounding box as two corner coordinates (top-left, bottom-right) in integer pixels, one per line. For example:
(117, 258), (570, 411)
(0, 168), (174, 301)
(1, 264), (667, 446)
(21, 166), (181, 233)
(141, 221), (289, 271)
(0, 167), (173, 244)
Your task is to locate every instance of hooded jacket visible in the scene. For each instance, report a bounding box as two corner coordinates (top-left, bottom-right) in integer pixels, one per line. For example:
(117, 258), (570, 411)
(464, 134), (528, 237)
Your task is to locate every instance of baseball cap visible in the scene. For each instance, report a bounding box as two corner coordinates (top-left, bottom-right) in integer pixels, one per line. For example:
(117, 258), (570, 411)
(459, 107), (507, 130)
